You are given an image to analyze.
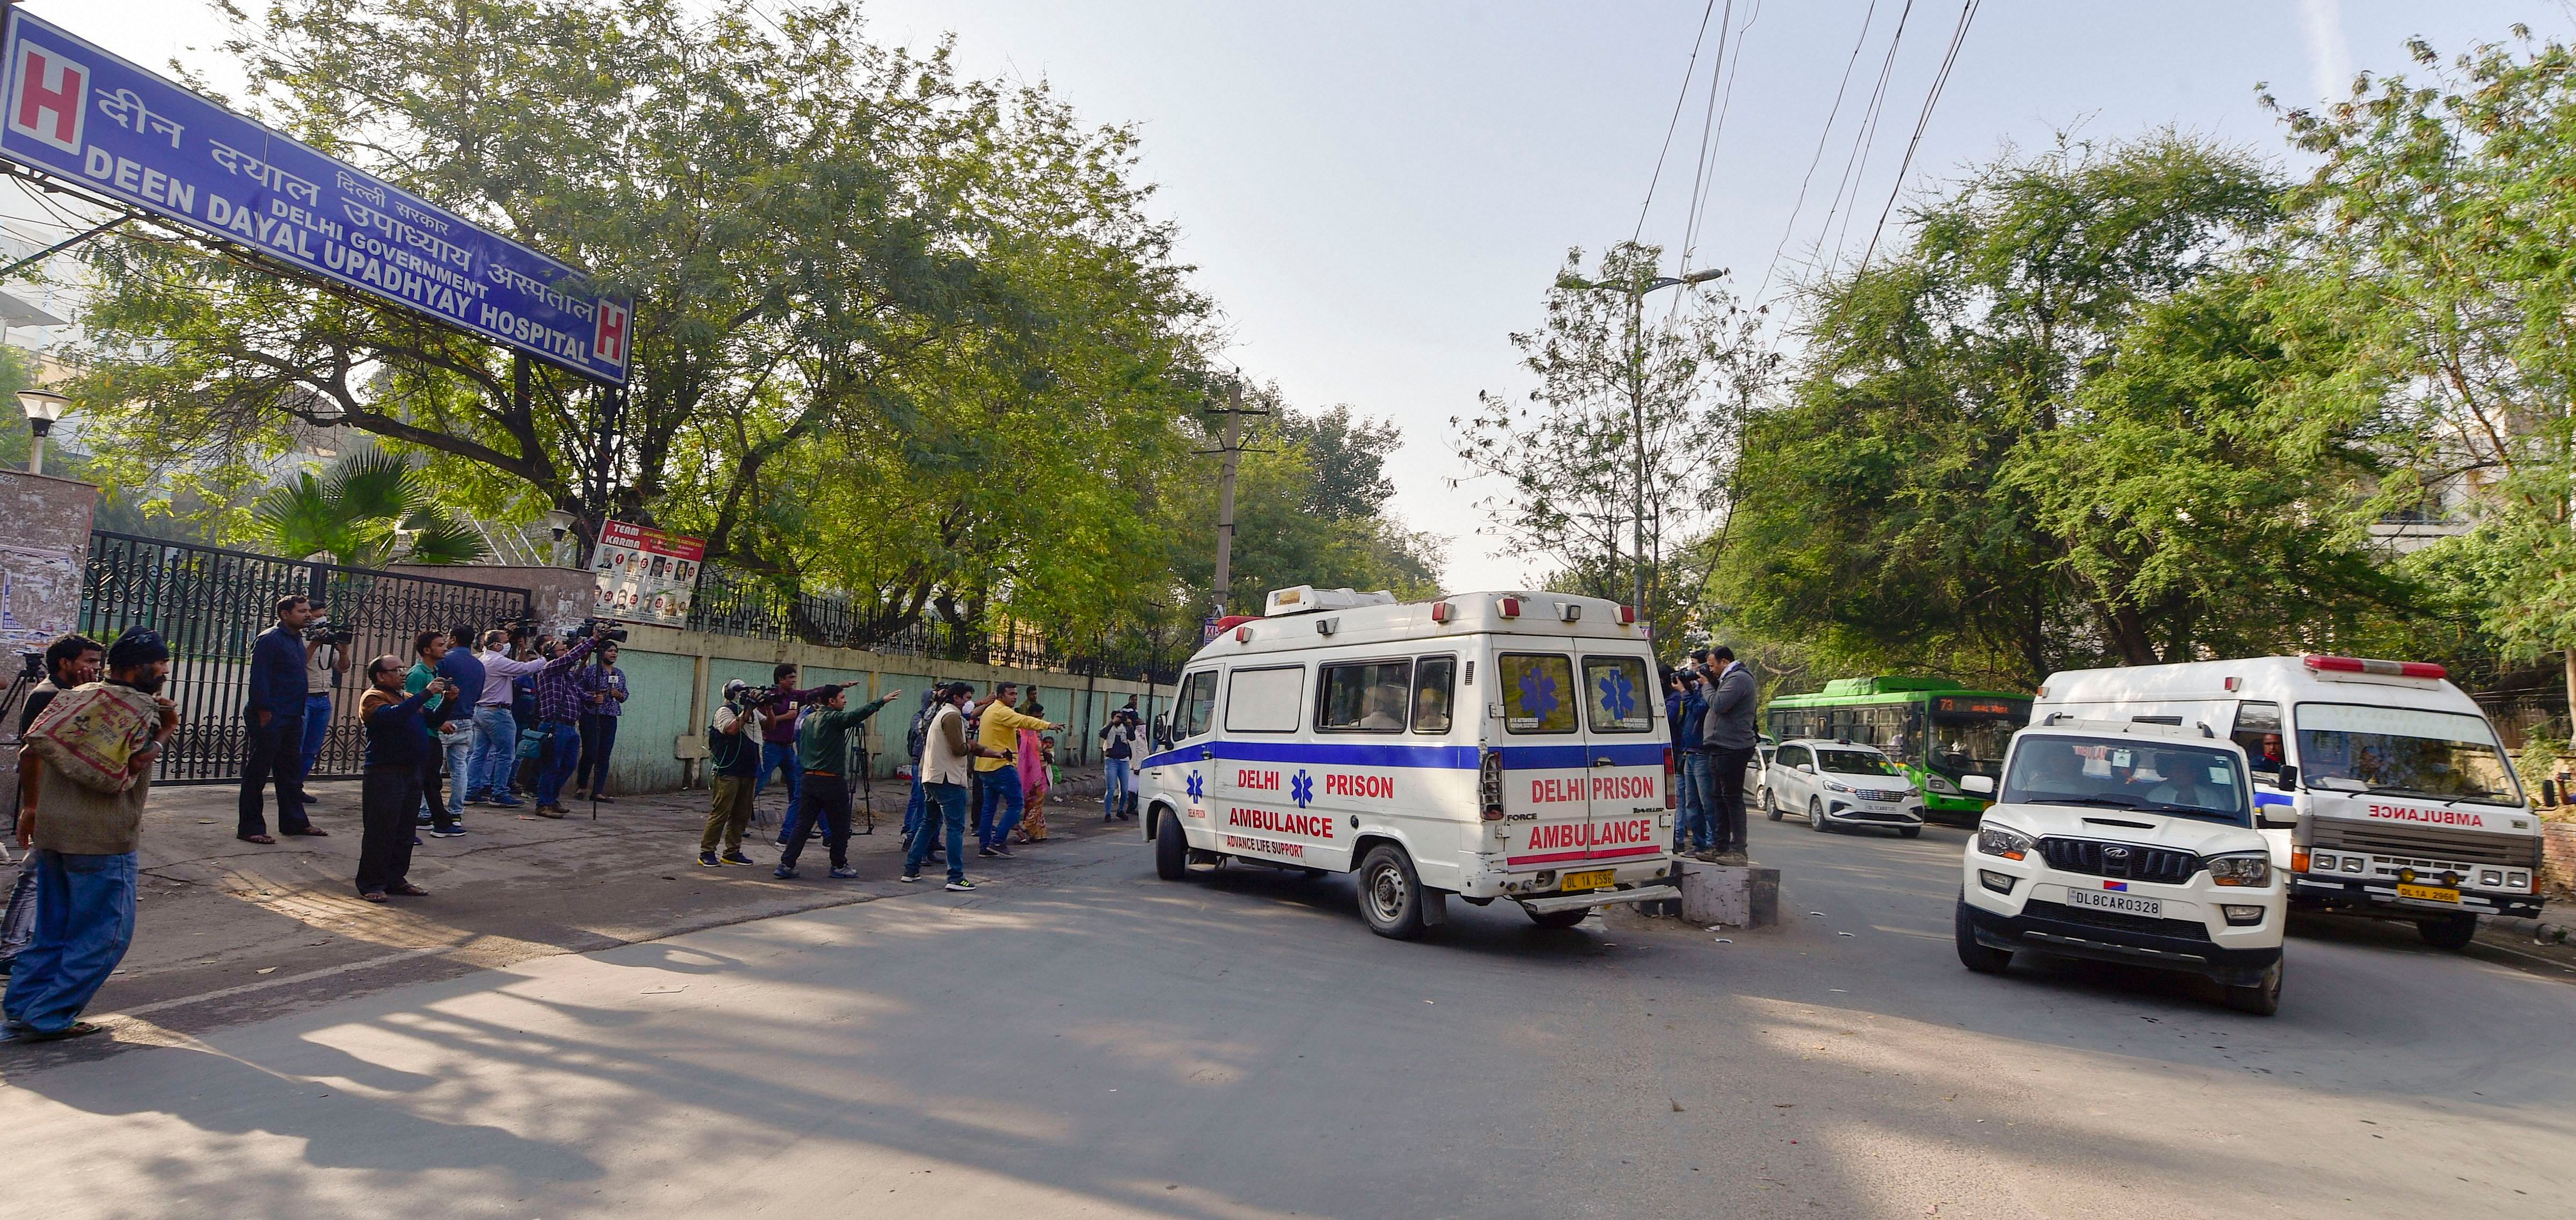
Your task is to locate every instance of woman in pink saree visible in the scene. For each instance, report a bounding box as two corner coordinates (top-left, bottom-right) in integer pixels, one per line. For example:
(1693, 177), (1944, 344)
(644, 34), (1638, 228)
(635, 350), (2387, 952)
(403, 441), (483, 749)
(1016, 700), (1051, 841)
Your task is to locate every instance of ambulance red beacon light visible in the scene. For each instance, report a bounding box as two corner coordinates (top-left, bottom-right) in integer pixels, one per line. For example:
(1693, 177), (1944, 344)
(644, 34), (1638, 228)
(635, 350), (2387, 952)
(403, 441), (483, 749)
(1133, 584), (1677, 939)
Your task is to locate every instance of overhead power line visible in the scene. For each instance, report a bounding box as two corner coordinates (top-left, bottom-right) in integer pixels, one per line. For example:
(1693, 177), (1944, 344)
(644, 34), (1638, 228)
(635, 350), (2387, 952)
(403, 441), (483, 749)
(1856, 0), (1982, 276)
(1631, 0), (1724, 244)
(1751, 0), (1882, 308)
(1681, 0), (1764, 272)
(1823, 0), (1916, 271)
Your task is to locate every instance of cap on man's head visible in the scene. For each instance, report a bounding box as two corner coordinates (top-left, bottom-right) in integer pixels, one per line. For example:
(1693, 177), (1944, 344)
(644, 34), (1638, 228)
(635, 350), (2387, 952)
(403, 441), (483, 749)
(108, 626), (170, 670)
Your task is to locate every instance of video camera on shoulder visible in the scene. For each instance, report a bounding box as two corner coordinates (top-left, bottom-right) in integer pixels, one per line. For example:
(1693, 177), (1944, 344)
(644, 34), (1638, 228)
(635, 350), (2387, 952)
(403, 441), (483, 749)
(302, 617), (355, 646)
(576, 617), (630, 644)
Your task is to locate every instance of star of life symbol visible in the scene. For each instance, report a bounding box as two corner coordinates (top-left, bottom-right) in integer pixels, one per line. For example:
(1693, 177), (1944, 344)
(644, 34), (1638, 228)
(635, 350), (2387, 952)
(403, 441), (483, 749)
(1185, 770), (1204, 800)
(1290, 770), (1315, 808)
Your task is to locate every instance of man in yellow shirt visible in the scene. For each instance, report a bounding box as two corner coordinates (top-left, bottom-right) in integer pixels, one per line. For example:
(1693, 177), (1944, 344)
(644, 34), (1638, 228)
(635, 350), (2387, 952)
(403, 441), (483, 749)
(973, 681), (1060, 857)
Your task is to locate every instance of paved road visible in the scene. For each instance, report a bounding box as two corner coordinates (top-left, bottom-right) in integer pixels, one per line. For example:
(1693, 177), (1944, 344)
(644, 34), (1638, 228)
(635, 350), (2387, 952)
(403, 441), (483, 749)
(4, 815), (2570, 1219)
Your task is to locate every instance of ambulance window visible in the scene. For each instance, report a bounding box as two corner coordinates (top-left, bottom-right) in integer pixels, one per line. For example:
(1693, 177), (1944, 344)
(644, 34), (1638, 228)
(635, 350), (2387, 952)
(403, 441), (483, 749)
(2231, 701), (2285, 775)
(1318, 660), (1413, 733)
(1582, 655), (1653, 733)
(1412, 656), (1457, 733)
(1174, 670), (1218, 740)
(1498, 653), (1578, 734)
(1225, 666), (1304, 733)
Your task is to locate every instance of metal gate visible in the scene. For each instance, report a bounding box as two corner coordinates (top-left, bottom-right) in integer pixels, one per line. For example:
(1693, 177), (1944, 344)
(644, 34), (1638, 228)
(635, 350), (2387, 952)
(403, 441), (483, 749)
(81, 531), (532, 784)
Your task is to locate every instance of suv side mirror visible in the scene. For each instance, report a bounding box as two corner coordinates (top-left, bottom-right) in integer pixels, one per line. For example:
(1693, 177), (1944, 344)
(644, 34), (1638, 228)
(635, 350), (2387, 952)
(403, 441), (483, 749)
(2274, 764), (2299, 791)
(1959, 774), (1996, 796)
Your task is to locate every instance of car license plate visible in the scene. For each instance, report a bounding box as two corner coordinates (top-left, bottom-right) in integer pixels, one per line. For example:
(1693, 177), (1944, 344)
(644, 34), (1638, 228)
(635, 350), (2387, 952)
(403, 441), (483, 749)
(1560, 870), (1615, 893)
(2063, 886), (2162, 918)
(2397, 883), (2460, 904)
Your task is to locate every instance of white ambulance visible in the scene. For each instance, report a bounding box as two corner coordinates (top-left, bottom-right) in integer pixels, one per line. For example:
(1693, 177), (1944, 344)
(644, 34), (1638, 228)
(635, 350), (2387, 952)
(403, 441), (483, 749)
(1138, 586), (1681, 939)
(2032, 655), (2545, 950)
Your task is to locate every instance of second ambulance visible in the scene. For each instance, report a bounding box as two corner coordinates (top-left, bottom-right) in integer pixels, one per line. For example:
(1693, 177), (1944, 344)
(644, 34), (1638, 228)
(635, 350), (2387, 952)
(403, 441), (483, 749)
(2032, 655), (2545, 950)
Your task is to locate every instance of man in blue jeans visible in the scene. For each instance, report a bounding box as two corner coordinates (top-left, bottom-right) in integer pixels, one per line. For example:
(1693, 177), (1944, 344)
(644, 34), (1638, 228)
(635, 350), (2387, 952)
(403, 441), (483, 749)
(296, 626), (350, 799)
(525, 626), (609, 818)
(6, 627), (173, 1043)
(1672, 667), (1716, 854)
(903, 684), (1004, 890)
(469, 630), (535, 807)
(1099, 706), (1140, 821)
(971, 681), (1058, 856)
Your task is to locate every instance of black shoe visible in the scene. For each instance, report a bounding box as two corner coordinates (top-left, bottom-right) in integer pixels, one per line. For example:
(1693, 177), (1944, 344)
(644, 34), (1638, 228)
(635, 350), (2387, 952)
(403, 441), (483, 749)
(699, 851), (722, 868)
(720, 850), (756, 866)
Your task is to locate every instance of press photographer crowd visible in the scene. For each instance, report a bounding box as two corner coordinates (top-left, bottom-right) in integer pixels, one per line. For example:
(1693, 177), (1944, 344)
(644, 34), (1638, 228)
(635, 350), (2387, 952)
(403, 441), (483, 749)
(1, 593), (1141, 1043)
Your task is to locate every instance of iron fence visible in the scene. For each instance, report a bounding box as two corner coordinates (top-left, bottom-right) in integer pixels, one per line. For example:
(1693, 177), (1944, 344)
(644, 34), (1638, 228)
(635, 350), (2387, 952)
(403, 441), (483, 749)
(82, 531), (531, 784)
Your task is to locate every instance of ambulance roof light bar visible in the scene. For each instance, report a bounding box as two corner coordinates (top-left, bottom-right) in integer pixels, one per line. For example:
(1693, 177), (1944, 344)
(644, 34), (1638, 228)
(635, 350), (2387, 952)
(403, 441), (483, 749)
(1265, 585), (1397, 616)
(2302, 654), (2447, 681)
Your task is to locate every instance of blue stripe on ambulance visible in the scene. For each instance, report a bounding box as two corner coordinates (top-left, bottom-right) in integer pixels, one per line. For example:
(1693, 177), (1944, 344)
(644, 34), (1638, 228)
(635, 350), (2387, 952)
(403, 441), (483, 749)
(1139, 741), (1663, 771)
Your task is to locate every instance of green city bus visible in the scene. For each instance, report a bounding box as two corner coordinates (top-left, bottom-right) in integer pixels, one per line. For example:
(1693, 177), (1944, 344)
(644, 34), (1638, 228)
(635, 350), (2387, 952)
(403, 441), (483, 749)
(1762, 677), (2032, 822)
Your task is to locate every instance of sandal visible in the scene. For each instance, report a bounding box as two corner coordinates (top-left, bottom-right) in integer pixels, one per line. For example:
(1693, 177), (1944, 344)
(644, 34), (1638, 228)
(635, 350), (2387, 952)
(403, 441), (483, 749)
(386, 883), (430, 897)
(361, 891), (389, 903)
(237, 834), (277, 844)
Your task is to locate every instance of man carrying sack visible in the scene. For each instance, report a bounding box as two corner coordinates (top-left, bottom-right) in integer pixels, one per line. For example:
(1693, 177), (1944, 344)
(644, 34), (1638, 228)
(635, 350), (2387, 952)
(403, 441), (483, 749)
(6, 628), (175, 1043)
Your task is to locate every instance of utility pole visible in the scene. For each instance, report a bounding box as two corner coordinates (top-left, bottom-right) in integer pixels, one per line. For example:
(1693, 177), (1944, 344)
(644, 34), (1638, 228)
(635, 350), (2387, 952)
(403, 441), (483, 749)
(1563, 263), (1725, 629)
(1201, 376), (1271, 627)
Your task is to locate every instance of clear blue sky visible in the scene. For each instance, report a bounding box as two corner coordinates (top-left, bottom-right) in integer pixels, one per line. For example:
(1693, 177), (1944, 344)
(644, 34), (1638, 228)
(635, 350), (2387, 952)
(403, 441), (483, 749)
(56, 1), (2576, 591)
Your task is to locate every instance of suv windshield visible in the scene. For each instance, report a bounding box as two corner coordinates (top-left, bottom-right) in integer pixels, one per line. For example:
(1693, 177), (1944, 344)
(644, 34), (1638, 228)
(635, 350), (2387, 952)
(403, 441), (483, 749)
(1814, 748), (1898, 776)
(2000, 736), (2251, 826)
(2293, 703), (2523, 806)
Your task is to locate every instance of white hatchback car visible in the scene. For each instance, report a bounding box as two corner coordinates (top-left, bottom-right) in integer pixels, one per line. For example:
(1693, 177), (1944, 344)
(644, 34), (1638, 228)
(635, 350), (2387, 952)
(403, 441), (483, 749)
(1762, 739), (1925, 837)
(1955, 720), (2287, 1015)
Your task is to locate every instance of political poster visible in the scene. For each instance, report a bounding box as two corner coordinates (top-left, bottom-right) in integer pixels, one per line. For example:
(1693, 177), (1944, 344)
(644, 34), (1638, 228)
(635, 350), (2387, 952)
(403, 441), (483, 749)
(0, 10), (632, 384)
(591, 521), (702, 626)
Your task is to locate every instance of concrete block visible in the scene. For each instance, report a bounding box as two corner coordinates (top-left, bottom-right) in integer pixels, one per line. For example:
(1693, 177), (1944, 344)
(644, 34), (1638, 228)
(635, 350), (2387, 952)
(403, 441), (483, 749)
(1680, 861), (1780, 928)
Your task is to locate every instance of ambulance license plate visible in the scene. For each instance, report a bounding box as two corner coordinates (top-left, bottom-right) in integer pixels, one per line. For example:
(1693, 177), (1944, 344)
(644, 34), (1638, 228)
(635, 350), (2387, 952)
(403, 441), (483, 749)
(1560, 870), (1615, 893)
(2063, 887), (2161, 918)
(2397, 883), (2459, 904)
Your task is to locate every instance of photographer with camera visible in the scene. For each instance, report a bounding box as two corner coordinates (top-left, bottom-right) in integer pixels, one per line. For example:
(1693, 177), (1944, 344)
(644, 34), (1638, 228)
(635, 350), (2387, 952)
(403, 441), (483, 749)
(698, 679), (766, 867)
(467, 629), (533, 808)
(238, 596), (326, 844)
(522, 622), (616, 819)
(294, 613), (354, 806)
(356, 655), (457, 902)
(1100, 705), (1141, 824)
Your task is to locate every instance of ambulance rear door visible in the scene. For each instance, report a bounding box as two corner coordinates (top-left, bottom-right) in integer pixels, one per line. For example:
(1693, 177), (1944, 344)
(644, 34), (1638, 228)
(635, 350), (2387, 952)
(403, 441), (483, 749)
(1573, 649), (1665, 881)
(1493, 648), (1594, 874)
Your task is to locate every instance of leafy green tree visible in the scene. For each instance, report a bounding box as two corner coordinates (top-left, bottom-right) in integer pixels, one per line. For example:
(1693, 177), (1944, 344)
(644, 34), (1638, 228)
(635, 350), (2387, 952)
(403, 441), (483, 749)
(59, 0), (1209, 629)
(2267, 30), (2576, 726)
(1455, 242), (1770, 629)
(1720, 133), (2404, 686)
(252, 449), (488, 567)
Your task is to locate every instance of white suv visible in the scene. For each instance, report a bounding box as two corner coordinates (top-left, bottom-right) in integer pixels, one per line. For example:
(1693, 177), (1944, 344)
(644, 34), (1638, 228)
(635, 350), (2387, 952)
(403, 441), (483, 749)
(1955, 721), (2287, 1015)
(1763, 739), (1925, 836)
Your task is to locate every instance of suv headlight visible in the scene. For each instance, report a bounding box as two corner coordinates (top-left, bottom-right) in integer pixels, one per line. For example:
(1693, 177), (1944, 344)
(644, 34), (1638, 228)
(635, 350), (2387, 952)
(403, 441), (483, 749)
(1976, 824), (2033, 862)
(2207, 852), (2273, 887)
(1823, 780), (1854, 793)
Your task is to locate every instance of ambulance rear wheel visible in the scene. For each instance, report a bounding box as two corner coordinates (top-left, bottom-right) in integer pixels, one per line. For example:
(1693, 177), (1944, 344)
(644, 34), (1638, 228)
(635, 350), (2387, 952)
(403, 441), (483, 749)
(1153, 809), (1189, 881)
(2415, 913), (2477, 951)
(1357, 844), (1429, 939)
(1527, 907), (1591, 930)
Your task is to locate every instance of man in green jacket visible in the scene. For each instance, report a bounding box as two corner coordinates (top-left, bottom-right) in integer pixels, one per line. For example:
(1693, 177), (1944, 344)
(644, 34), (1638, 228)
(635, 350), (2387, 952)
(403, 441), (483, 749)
(775, 684), (899, 879)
